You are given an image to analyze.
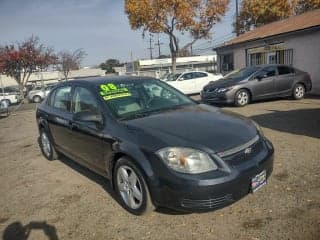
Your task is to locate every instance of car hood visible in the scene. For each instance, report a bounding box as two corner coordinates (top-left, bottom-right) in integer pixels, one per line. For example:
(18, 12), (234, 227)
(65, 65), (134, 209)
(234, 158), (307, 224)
(124, 104), (257, 153)
(204, 77), (246, 90)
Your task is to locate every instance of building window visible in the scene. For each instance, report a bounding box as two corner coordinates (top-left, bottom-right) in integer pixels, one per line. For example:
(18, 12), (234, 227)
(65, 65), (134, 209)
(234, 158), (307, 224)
(219, 53), (234, 73)
(247, 48), (293, 66)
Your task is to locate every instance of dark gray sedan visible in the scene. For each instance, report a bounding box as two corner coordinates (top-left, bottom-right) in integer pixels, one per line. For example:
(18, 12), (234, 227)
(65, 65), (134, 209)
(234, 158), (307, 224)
(201, 64), (312, 106)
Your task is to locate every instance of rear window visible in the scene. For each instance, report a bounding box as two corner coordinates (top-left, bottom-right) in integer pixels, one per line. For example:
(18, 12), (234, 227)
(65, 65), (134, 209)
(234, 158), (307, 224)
(52, 86), (72, 112)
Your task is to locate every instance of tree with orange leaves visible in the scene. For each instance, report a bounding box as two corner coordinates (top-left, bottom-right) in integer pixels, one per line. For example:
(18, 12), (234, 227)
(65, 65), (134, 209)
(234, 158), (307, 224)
(235, 0), (320, 34)
(125, 0), (229, 73)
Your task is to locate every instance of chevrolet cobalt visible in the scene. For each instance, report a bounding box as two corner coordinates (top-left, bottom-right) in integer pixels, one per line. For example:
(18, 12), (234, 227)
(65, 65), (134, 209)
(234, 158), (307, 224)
(36, 77), (274, 215)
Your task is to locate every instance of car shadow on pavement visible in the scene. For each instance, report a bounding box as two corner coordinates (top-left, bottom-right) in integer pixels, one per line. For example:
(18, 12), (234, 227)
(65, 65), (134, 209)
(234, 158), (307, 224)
(251, 108), (320, 138)
(2, 221), (59, 240)
(58, 155), (191, 215)
(58, 155), (117, 200)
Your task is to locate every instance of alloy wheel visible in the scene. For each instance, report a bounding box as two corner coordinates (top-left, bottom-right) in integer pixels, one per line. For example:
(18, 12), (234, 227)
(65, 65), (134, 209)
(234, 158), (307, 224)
(116, 166), (143, 210)
(41, 132), (51, 157)
(237, 91), (249, 106)
(295, 85), (305, 99)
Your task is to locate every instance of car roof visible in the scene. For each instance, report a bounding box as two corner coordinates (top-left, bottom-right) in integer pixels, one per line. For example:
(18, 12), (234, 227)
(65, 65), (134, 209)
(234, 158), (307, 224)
(56, 76), (157, 88)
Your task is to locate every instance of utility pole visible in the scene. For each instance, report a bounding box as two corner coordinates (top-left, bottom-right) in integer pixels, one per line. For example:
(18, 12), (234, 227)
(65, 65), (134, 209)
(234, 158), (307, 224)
(155, 34), (163, 58)
(190, 43), (193, 56)
(147, 33), (154, 60)
(235, 0), (239, 36)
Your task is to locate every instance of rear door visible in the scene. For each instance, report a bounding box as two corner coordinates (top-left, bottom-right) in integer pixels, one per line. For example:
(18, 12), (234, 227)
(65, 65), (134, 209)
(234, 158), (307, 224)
(251, 66), (277, 99)
(47, 85), (74, 156)
(275, 66), (294, 94)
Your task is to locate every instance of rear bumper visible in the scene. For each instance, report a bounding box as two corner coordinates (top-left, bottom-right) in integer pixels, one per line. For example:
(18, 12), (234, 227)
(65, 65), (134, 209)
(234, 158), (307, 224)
(149, 138), (274, 212)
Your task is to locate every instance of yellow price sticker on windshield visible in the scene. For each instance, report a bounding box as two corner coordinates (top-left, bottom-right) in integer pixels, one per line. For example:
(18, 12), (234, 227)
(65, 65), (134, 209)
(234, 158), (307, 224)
(100, 83), (131, 100)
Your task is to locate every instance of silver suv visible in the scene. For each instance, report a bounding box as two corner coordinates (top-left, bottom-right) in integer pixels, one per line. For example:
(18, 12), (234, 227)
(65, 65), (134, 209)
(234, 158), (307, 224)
(28, 84), (56, 103)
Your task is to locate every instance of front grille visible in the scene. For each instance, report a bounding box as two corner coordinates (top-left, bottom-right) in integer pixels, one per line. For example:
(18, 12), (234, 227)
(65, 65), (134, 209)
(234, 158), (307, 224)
(219, 136), (264, 166)
(181, 194), (234, 209)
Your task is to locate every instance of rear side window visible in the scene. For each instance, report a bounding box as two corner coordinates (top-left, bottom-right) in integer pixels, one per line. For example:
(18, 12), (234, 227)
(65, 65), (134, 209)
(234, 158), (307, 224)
(52, 86), (72, 111)
(194, 72), (208, 78)
(181, 73), (195, 80)
(278, 66), (293, 75)
(72, 87), (99, 113)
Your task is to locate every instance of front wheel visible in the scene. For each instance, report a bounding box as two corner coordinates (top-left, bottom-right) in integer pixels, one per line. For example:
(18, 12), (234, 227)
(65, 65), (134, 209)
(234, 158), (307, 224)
(1, 99), (10, 106)
(114, 157), (154, 215)
(33, 95), (42, 103)
(292, 84), (305, 100)
(235, 89), (250, 107)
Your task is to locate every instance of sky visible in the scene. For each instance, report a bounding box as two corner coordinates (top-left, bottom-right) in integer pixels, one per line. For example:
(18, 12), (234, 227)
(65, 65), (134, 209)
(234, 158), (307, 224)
(0, 0), (236, 66)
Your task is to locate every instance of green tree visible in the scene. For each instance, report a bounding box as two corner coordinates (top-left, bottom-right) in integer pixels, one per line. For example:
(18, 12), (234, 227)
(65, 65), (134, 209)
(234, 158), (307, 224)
(99, 59), (121, 73)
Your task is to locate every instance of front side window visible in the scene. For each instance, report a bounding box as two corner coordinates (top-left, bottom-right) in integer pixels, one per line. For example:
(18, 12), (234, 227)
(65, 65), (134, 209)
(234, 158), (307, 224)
(53, 86), (71, 111)
(255, 67), (277, 79)
(98, 80), (195, 120)
(72, 87), (99, 114)
(278, 66), (293, 75)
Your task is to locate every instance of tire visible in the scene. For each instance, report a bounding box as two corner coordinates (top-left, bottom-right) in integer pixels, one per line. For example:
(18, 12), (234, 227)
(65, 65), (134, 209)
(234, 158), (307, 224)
(33, 95), (42, 103)
(1, 99), (10, 106)
(235, 89), (250, 107)
(114, 157), (155, 215)
(292, 83), (305, 100)
(39, 128), (58, 161)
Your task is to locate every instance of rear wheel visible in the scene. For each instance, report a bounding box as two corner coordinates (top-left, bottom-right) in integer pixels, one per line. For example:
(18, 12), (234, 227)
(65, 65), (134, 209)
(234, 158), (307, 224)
(33, 95), (42, 103)
(292, 84), (305, 100)
(39, 129), (58, 161)
(235, 89), (250, 107)
(114, 157), (154, 215)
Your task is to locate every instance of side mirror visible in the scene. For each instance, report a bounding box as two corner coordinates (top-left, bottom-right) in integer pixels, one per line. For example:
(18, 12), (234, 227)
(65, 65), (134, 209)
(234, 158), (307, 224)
(73, 111), (103, 125)
(256, 74), (267, 81)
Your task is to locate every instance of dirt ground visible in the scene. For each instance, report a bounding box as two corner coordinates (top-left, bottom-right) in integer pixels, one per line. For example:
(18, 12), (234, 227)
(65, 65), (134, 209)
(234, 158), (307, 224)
(0, 98), (319, 240)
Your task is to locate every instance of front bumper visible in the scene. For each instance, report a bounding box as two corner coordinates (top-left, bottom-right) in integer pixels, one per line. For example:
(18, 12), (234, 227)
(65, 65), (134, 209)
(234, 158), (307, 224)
(149, 138), (274, 212)
(200, 90), (235, 104)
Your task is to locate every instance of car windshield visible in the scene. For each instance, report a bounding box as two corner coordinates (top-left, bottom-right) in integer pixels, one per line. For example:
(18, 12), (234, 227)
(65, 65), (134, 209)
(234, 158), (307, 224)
(97, 79), (195, 120)
(224, 66), (260, 79)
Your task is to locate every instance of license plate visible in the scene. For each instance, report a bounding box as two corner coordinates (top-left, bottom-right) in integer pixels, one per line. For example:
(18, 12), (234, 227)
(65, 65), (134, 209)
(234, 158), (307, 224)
(251, 170), (266, 192)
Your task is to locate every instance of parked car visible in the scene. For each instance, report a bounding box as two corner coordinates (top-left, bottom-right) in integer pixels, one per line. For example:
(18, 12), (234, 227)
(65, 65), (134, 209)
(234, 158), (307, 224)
(201, 64), (312, 106)
(0, 86), (22, 106)
(162, 71), (222, 95)
(28, 84), (56, 103)
(36, 76), (274, 215)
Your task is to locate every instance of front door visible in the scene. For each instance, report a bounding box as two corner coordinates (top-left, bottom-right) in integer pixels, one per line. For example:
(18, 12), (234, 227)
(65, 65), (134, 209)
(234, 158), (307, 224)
(69, 86), (105, 170)
(173, 72), (197, 94)
(251, 66), (277, 99)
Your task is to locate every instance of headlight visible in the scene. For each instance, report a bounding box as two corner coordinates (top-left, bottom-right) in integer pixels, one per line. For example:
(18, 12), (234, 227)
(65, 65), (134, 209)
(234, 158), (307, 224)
(157, 147), (218, 174)
(217, 88), (228, 93)
(217, 87), (233, 93)
(252, 121), (264, 137)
